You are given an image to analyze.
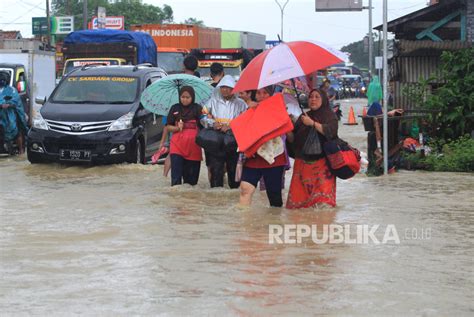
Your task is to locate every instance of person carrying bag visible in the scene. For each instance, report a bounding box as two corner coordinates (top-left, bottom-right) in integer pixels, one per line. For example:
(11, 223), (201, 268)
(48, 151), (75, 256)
(286, 88), (339, 209)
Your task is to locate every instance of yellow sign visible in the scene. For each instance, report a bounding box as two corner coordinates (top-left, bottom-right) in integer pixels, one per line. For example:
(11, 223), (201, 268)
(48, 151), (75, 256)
(68, 76), (136, 82)
(198, 60), (242, 68)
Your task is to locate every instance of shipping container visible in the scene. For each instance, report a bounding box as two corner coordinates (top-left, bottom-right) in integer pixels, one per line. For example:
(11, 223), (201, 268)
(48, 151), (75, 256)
(131, 24), (221, 50)
(221, 30), (266, 50)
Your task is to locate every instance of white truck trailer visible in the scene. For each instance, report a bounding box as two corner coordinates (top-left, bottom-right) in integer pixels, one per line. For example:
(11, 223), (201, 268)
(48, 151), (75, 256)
(0, 40), (56, 120)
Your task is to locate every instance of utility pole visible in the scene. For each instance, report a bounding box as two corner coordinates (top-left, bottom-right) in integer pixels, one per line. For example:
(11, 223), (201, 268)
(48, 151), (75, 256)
(46, 0), (51, 48)
(83, 0), (88, 30)
(382, 0), (388, 175)
(368, 0), (373, 76)
(274, 0), (289, 41)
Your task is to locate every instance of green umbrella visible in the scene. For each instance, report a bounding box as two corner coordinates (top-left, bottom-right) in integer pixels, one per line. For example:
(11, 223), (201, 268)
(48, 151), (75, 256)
(140, 74), (213, 116)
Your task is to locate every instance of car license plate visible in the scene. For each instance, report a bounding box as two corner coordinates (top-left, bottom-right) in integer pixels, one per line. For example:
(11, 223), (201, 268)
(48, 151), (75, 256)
(59, 149), (91, 161)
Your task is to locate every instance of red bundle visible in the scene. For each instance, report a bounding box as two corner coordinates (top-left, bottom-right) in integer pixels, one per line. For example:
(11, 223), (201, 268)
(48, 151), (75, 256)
(230, 94), (293, 157)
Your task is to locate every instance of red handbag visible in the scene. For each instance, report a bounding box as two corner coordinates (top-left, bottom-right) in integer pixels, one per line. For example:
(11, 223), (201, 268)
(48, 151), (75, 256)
(323, 139), (361, 179)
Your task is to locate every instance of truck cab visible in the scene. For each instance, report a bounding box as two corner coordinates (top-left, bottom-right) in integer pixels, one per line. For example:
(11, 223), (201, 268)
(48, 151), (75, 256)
(197, 60), (242, 83)
(193, 49), (248, 83)
(156, 47), (188, 74)
(0, 63), (29, 117)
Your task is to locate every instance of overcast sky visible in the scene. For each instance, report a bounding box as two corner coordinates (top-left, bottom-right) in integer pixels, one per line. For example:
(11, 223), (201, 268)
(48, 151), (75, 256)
(1, 0), (428, 49)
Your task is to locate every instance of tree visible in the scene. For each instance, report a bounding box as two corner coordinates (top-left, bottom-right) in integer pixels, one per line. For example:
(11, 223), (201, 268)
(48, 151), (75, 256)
(107, 2), (173, 29)
(182, 18), (205, 26)
(340, 34), (382, 69)
(51, 0), (174, 31)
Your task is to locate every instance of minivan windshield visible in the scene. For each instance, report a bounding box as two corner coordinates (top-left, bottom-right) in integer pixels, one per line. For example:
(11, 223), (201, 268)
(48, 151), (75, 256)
(51, 76), (139, 104)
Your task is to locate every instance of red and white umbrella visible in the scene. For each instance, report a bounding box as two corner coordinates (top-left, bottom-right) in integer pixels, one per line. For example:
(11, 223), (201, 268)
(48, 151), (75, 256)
(233, 40), (348, 93)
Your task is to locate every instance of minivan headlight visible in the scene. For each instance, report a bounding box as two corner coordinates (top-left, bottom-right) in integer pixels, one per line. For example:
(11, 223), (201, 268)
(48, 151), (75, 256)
(32, 112), (49, 130)
(108, 112), (134, 131)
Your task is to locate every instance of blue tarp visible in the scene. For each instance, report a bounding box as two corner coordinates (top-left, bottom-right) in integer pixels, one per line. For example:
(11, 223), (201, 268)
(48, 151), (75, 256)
(64, 30), (157, 66)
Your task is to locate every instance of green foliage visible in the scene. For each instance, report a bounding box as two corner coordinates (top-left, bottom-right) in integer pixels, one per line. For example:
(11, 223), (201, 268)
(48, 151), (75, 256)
(340, 34), (383, 69)
(401, 76), (433, 108)
(422, 136), (474, 172)
(402, 136), (474, 172)
(51, 0), (174, 31)
(107, 2), (173, 29)
(427, 49), (474, 140)
(402, 48), (474, 140)
(182, 18), (205, 26)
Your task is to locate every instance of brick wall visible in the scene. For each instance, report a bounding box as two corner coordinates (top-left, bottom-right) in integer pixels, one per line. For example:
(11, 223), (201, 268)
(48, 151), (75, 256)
(467, 0), (474, 43)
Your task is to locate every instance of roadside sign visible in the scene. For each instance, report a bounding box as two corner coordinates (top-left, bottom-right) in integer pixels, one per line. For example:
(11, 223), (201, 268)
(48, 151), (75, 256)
(265, 40), (280, 49)
(375, 56), (383, 69)
(97, 7), (106, 29)
(50, 16), (74, 34)
(315, 0), (363, 12)
(32, 16), (74, 35)
(90, 16), (125, 30)
(32, 17), (48, 35)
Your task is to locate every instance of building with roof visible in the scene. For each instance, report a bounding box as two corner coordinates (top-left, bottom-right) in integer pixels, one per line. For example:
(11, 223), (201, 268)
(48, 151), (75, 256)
(0, 30), (22, 40)
(374, 0), (472, 109)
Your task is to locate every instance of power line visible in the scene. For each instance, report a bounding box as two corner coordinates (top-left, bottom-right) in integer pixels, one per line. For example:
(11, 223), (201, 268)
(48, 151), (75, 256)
(388, 3), (425, 12)
(285, 14), (367, 31)
(5, 0), (44, 26)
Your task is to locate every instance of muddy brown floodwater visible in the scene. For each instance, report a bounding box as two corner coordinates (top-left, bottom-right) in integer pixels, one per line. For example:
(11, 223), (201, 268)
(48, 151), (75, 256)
(1, 99), (473, 315)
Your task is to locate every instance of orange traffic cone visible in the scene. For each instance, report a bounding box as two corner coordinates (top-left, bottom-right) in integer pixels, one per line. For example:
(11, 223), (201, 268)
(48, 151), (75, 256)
(362, 106), (367, 117)
(344, 106), (358, 125)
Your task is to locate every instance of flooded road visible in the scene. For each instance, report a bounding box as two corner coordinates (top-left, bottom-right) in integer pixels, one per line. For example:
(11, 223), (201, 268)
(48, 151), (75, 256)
(1, 99), (473, 315)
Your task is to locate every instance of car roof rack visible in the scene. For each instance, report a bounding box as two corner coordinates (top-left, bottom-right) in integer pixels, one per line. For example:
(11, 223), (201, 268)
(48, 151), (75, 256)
(133, 63), (154, 71)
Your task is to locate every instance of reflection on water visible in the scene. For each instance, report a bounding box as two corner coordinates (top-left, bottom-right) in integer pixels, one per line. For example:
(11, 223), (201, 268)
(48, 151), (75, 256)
(1, 112), (473, 314)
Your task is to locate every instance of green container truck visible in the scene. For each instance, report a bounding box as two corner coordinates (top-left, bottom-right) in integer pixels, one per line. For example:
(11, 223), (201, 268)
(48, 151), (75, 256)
(221, 31), (266, 50)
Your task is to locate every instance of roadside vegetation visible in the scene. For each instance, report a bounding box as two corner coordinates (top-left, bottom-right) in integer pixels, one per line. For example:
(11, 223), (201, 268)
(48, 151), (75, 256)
(402, 48), (474, 173)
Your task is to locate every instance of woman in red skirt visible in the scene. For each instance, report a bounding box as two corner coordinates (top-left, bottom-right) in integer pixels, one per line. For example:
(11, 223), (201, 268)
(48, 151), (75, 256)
(286, 89), (339, 208)
(166, 86), (203, 186)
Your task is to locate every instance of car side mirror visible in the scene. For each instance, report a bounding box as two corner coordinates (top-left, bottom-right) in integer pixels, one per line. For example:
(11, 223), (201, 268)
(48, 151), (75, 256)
(35, 96), (46, 105)
(17, 81), (26, 93)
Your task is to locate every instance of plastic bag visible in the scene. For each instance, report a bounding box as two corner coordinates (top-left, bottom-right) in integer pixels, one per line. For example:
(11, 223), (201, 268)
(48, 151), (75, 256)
(302, 128), (322, 156)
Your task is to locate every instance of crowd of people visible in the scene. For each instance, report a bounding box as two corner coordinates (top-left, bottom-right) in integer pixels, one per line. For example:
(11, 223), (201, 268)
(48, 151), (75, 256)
(161, 61), (341, 209)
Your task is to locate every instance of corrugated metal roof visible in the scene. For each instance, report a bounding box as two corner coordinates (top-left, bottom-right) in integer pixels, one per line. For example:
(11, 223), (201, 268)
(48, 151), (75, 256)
(374, 0), (462, 32)
(397, 39), (471, 55)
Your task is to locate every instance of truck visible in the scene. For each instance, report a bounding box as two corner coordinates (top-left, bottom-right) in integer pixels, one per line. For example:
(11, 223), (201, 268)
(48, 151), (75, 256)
(192, 48), (258, 82)
(221, 30), (266, 50)
(0, 39), (56, 122)
(130, 24), (221, 50)
(61, 29), (157, 76)
(156, 47), (188, 74)
(130, 24), (221, 74)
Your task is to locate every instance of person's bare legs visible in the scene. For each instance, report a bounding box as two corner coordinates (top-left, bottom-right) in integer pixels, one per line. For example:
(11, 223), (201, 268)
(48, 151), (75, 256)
(16, 133), (24, 154)
(239, 181), (256, 206)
